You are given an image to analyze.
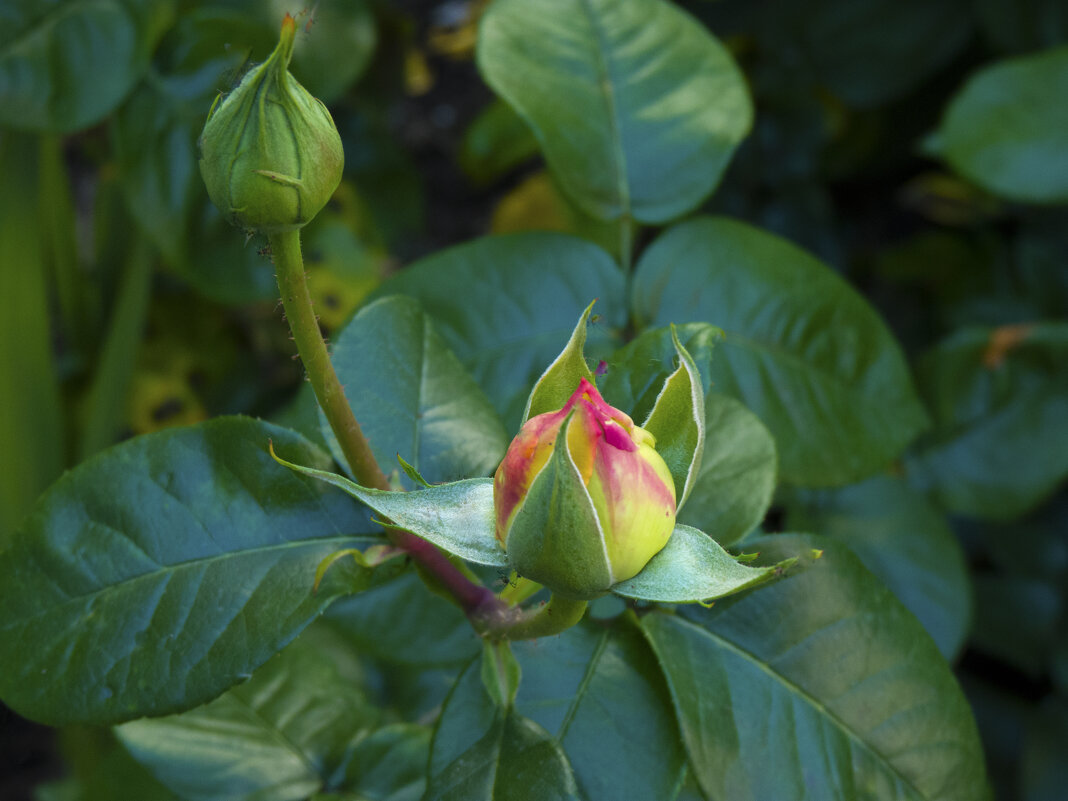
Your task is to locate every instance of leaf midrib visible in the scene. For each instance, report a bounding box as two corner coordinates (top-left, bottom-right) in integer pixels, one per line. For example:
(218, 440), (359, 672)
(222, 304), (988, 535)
(665, 614), (927, 801)
(576, 0), (631, 219)
(1, 533), (379, 631)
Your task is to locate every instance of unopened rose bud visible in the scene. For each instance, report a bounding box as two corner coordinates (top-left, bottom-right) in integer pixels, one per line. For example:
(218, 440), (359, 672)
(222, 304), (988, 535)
(199, 14), (344, 234)
(494, 377), (677, 599)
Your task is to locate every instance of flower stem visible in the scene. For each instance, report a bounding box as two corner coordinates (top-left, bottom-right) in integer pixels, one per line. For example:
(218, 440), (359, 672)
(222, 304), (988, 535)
(269, 229), (497, 616)
(499, 575), (543, 606)
(480, 594), (588, 641)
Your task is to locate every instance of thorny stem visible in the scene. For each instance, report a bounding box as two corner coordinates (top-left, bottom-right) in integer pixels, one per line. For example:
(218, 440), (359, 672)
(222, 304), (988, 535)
(270, 229), (497, 617)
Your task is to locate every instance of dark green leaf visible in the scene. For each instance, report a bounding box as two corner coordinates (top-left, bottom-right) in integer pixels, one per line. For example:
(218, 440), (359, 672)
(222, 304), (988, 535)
(117, 624), (380, 801)
(430, 714), (577, 801)
(783, 0), (971, 107)
(907, 323), (1068, 520)
(337, 723), (430, 801)
(271, 454), (507, 567)
(974, 0), (1068, 54)
(322, 296), (510, 487)
(428, 664), (578, 801)
(326, 571), (482, 666)
(678, 394), (777, 547)
(511, 621), (687, 801)
(370, 232), (626, 429)
(1021, 696), (1068, 801)
(970, 575), (1060, 678)
(642, 536), (989, 801)
(632, 217), (928, 486)
(477, 0), (751, 223)
(110, 11), (279, 303)
(271, 384), (330, 452)
(431, 620), (684, 801)
(972, 493), (1068, 583)
(938, 47), (1068, 203)
(784, 475), (972, 660)
(459, 99), (540, 186)
(0, 417), (380, 726)
(613, 524), (790, 604)
(0, 0), (175, 132)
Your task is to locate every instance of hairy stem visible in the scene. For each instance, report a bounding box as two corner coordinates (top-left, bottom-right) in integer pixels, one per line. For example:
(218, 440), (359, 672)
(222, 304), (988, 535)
(270, 229), (497, 615)
(272, 230), (387, 489)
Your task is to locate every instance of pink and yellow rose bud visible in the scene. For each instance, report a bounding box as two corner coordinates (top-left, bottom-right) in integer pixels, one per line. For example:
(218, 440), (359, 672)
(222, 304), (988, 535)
(493, 378), (677, 599)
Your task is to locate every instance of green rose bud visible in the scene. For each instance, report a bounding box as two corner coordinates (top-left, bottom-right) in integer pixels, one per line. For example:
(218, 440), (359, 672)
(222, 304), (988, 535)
(494, 378), (677, 600)
(199, 14), (344, 234)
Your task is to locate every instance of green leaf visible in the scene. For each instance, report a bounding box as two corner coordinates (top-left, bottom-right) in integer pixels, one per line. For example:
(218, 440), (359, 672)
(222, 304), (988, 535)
(974, 0), (1068, 55)
(271, 454), (507, 568)
(779, 0), (971, 108)
(370, 232), (626, 428)
(678, 393), (777, 547)
(612, 524), (790, 604)
(1021, 696), (1068, 801)
(0, 417), (381, 726)
(641, 536), (989, 801)
(632, 216), (929, 486)
(641, 327), (706, 510)
(117, 624), (380, 801)
(0, 0), (175, 132)
(784, 475), (972, 660)
(336, 723), (430, 801)
(459, 99), (541, 186)
(321, 296), (510, 487)
(481, 640), (522, 709)
(110, 11), (279, 303)
(970, 575), (1060, 679)
(521, 301), (596, 423)
(907, 323), (1068, 520)
(432, 620), (685, 801)
(510, 621), (687, 801)
(477, 0), (751, 223)
(938, 46), (1068, 203)
(0, 134), (65, 542)
(430, 713), (578, 801)
(326, 571), (482, 666)
(428, 665), (578, 801)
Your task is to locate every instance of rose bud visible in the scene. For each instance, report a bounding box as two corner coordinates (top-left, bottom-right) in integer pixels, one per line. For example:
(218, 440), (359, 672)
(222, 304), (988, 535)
(199, 14), (344, 234)
(494, 377), (677, 599)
